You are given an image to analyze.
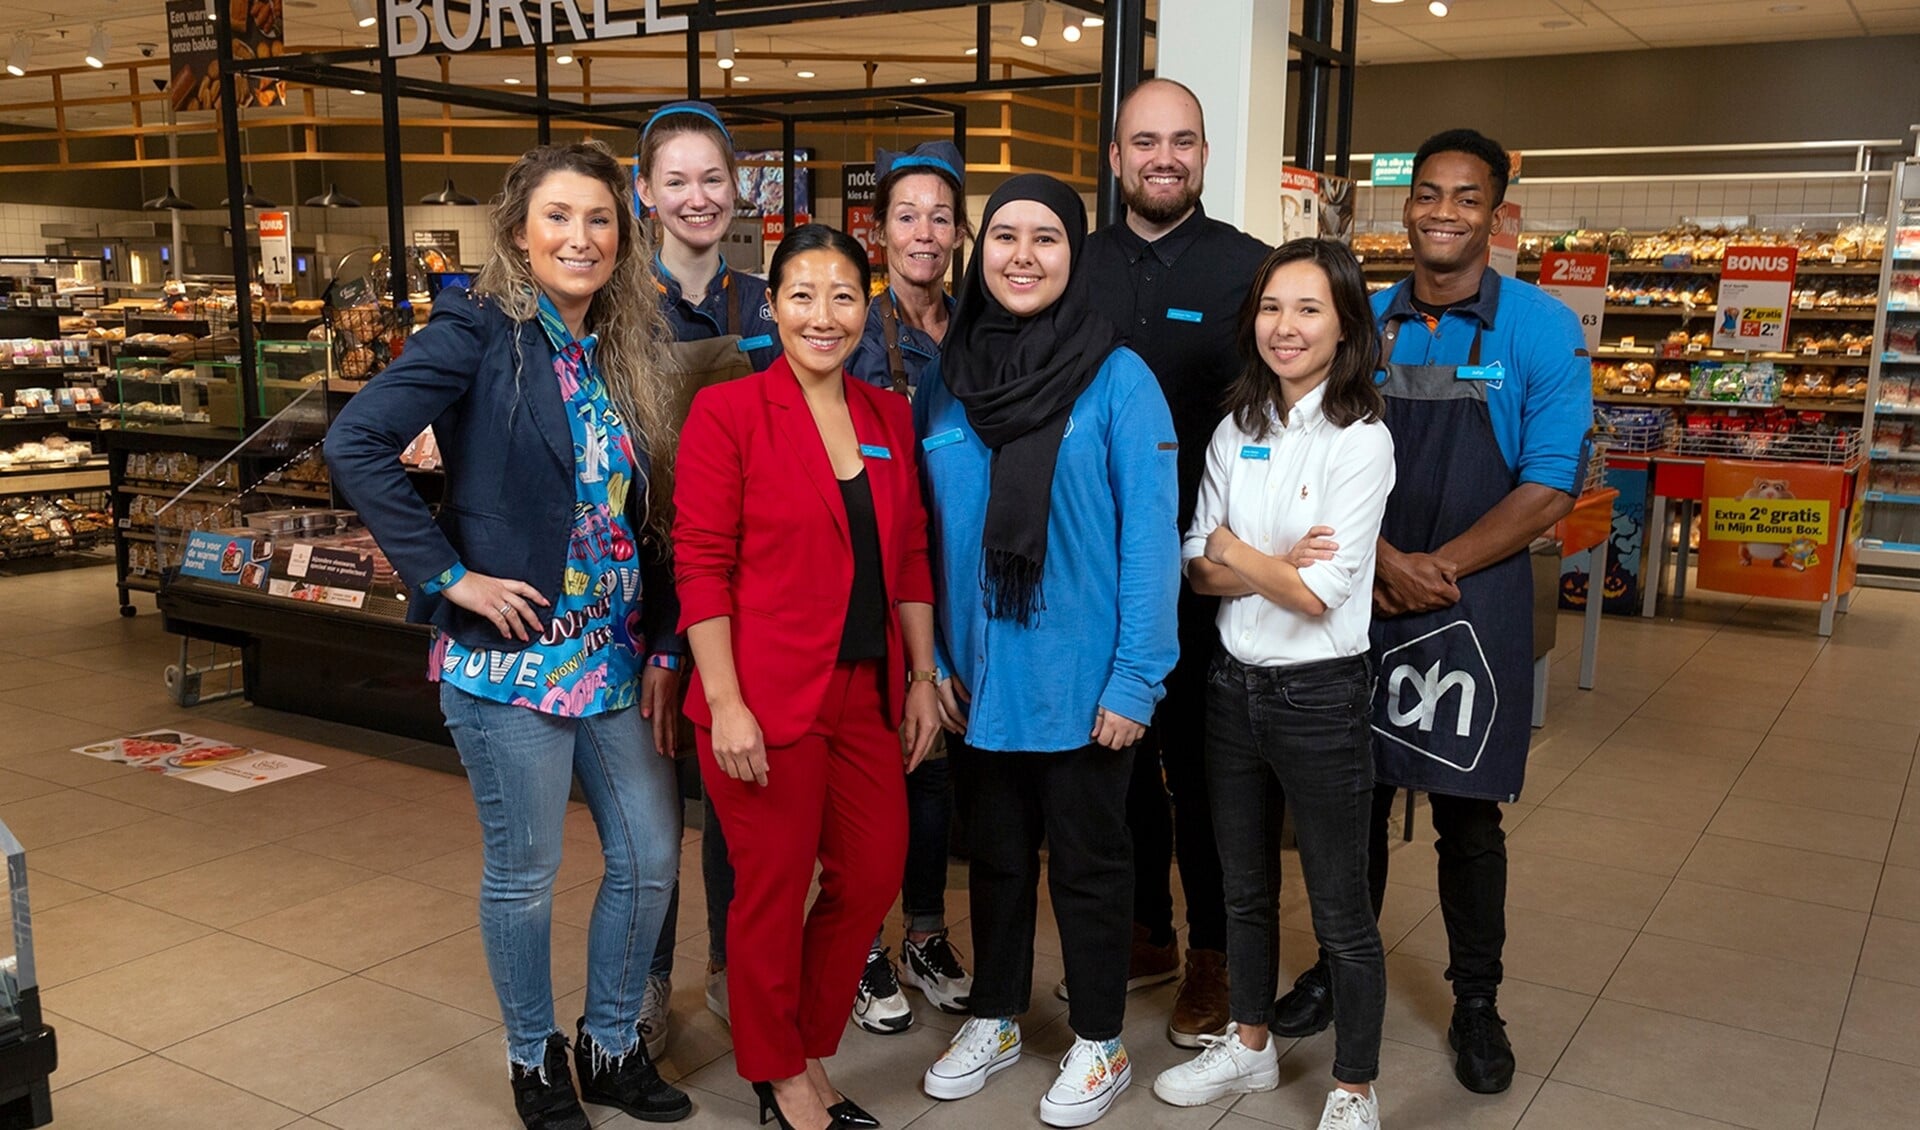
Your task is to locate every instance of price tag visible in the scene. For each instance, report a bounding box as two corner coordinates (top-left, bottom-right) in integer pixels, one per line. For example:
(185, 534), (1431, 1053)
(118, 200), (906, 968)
(75, 401), (91, 412)
(1620, 336), (1637, 349)
(7, 406), (24, 416)
(1687, 343), (1704, 354)
(1847, 345), (1865, 357)
(1797, 297), (1814, 309)
(117, 518), (131, 529)
(1635, 296), (1652, 306)
(1887, 352), (1905, 363)
(35, 297), (53, 308)
(42, 404), (59, 414)
(1832, 254), (1847, 265)
(1803, 345), (1821, 355)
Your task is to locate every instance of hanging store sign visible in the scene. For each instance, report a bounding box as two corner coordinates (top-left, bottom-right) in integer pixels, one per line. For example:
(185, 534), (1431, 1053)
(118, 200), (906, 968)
(383, 0), (688, 58)
(168, 0), (286, 111)
(1371, 153), (1415, 186)
(259, 211), (293, 285)
(1712, 245), (1798, 352)
(843, 163), (881, 267)
(1278, 166), (1319, 243)
(1537, 251), (1608, 352)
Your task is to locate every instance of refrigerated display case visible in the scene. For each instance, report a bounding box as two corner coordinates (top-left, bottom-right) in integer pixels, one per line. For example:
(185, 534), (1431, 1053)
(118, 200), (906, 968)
(1858, 158), (1920, 583)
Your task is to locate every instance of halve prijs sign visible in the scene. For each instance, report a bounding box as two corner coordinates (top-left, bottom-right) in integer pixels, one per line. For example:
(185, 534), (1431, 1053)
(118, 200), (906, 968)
(383, 0), (686, 58)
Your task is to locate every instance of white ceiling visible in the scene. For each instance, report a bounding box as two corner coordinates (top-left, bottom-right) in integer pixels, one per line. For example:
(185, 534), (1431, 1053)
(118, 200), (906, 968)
(0, 0), (1913, 127)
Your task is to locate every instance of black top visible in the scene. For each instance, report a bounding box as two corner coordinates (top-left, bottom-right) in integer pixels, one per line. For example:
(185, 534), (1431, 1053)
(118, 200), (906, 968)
(1081, 204), (1271, 528)
(837, 469), (889, 663)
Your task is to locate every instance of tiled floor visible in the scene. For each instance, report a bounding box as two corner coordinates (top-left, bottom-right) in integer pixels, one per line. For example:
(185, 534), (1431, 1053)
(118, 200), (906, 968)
(4, 556), (1918, 1129)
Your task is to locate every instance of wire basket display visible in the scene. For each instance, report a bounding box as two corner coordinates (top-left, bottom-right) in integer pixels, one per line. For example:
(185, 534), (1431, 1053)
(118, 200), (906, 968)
(1594, 405), (1677, 454)
(1673, 424), (1863, 466)
(323, 247), (431, 382)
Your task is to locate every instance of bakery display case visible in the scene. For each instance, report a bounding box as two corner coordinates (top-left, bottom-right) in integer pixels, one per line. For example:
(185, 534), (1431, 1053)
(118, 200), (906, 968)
(1859, 159), (1920, 580)
(113, 358), (242, 430)
(256, 340), (336, 433)
(0, 254), (104, 310)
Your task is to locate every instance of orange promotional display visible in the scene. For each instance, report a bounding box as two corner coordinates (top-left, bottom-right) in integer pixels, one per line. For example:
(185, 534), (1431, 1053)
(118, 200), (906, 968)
(1487, 202), (1523, 277)
(1696, 458), (1858, 601)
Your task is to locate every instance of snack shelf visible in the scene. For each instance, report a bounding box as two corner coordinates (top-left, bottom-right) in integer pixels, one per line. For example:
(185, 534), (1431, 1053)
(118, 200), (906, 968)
(0, 408), (103, 425)
(1595, 393), (1864, 412)
(0, 463), (110, 495)
(1593, 348), (1873, 368)
(1673, 426), (1862, 466)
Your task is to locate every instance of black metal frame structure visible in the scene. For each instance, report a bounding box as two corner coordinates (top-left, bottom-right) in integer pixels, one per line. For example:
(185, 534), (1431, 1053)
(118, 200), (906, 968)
(1288, 0), (1361, 180)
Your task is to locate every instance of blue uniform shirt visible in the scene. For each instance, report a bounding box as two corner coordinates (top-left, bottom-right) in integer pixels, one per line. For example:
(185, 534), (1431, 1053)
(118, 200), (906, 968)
(1373, 269), (1592, 494)
(847, 288), (955, 393)
(913, 346), (1181, 752)
(656, 258), (781, 371)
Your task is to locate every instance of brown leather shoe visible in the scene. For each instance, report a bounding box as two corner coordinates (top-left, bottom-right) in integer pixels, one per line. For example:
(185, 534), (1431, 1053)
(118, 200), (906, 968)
(1055, 923), (1181, 1001)
(1167, 948), (1230, 1048)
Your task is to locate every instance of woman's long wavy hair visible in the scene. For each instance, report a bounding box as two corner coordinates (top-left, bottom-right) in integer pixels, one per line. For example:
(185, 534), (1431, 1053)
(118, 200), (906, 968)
(472, 139), (678, 534)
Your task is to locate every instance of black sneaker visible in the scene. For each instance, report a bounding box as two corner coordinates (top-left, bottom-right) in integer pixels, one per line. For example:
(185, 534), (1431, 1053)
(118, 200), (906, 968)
(901, 931), (973, 1014)
(853, 943), (915, 1033)
(1271, 962), (1334, 1039)
(573, 1017), (694, 1122)
(509, 1034), (591, 1130)
(1447, 997), (1516, 1094)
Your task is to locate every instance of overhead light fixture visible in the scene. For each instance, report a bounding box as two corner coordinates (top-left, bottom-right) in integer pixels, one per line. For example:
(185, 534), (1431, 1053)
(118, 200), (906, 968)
(6, 35), (31, 77)
(909, 75), (927, 84)
(963, 46), (978, 56)
(555, 50), (574, 64)
(796, 69), (814, 78)
(1063, 19), (1081, 43)
(1019, 2), (1043, 48)
(503, 77), (520, 84)
(734, 74), (751, 83)
(205, 0), (217, 22)
(143, 185), (196, 210)
(348, 0), (377, 29)
(348, 88), (365, 96)
(221, 184), (278, 209)
(1369, 0), (1406, 4)
(716, 29), (736, 70)
(1429, 0), (1449, 14)
(305, 183), (362, 208)
(85, 25), (109, 69)
(1084, 15), (1104, 27)
(420, 178), (480, 206)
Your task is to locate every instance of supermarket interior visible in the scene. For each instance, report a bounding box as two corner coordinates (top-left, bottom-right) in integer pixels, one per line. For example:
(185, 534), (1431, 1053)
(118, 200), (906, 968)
(2, 1), (1920, 1129)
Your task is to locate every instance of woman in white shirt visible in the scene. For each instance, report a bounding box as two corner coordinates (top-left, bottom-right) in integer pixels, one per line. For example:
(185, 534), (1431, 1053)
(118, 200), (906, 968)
(1152, 238), (1396, 1130)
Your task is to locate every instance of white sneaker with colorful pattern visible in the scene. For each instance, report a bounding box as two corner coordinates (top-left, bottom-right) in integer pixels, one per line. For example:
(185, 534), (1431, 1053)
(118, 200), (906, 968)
(1040, 1035), (1131, 1127)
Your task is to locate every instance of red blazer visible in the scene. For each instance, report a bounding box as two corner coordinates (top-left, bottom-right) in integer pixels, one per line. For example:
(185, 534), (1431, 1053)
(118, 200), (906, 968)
(674, 355), (935, 748)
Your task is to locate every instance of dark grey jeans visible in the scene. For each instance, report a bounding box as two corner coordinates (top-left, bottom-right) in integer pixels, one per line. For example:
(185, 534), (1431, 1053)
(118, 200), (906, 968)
(1207, 650), (1385, 1085)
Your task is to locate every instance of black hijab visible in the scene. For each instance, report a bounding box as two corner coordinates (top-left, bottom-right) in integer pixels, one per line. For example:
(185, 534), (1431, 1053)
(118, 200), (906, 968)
(941, 174), (1121, 624)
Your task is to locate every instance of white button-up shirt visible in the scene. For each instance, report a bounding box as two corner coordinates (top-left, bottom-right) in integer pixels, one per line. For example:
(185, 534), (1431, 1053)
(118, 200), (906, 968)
(1181, 384), (1396, 667)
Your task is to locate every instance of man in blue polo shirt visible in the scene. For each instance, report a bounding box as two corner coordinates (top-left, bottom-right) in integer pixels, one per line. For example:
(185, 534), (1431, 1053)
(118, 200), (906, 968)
(1272, 129), (1591, 1096)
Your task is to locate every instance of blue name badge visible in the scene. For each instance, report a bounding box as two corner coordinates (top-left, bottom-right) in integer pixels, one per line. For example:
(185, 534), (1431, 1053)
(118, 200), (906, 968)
(858, 443), (892, 460)
(922, 428), (965, 452)
(1240, 445), (1271, 461)
(1457, 362), (1504, 381)
(1167, 308), (1203, 323)
(737, 334), (773, 352)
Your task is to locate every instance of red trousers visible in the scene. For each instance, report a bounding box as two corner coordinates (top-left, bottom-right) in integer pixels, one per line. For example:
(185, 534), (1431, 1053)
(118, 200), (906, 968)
(697, 660), (908, 1081)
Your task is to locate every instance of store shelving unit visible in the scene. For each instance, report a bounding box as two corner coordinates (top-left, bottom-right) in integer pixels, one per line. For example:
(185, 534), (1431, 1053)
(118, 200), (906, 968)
(1859, 158), (1920, 581)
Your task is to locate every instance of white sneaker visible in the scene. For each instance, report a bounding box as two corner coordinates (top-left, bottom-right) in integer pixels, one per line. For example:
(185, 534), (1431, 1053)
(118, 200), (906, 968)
(704, 964), (729, 1027)
(1317, 1086), (1382, 1130)
(901, 931), (973, 1014)
(852, 943), (915, 1034)
(1040, 1036), (1131, 1127)
(637, 974), (670, 1060)
(1151, 1024), (1278, 1106)
(924, 1017), (1022, 1100)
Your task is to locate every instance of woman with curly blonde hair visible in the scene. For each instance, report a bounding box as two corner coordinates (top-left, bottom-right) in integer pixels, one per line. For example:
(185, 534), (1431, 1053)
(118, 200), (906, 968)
(327, 139), (694, 1129)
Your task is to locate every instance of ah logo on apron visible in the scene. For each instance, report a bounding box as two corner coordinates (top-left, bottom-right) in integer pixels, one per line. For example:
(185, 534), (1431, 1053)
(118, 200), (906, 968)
(1373, 619), (1499, 774)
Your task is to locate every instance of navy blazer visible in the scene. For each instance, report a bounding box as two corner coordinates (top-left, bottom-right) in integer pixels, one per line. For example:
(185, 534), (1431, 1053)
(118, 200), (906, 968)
(323, 287), (681, 653)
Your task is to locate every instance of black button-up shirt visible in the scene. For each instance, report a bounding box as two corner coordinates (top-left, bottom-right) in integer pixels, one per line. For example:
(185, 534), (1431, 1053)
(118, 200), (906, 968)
(1082, 205), (1270, 527)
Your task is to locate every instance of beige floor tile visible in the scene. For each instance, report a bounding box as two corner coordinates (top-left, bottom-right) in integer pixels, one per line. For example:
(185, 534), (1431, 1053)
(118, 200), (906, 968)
(1769, 706), (1919, 754)
(1837, 975), (1920, 1068)
(0, 764), (65, 802)
(1783, 688), (1911, 725)
(1505, 807), (1699, 877)
(362, 922), (591, 1022)
(1641, 878), (1869, 970)
(43, 1010), (145, 1092)
(1705, 797), (1893, 863)
(76, 768), (229, 815)
(653, 973), (740, 1082)
(166, 975), (496, 1113)
(53, 932), (345, 1051)
(0, 741), (135, 786)
(1516, 763), (1571, 805)
(320, 754), (471, 800)
(1749, 734), (1915, 784)
(1889, 821), (1920, 870)
(1525, 726), (1610, 771)
(26, 814), (264, 891)
(1573, 746), (1747, 793)
(0, 709), (153, 760)
(1503, 851), (1672, 932)
(1377, 952), (1595, 1076)
(233, 873), (476, 972)
(1554, 1000), (1831, 1130)
(115, 843), (379, 929)
(1539, 771), (1726, 832)
(1731, 763), (1904, 820)
(1396, 904), (1634, 996)
(1516, 1080), (1757, 1129)
(1815, 1049), (1920, 1129)
(19, 871), (96, 912)
(1856, 915), (1920, 989)
(48, 1054), (304, 1130)
(30, 893), (213, 988)
(1602, 716), (1764, 761)
(176, 775), (409, 842)
(1904, 788), (1920, 824)
(276, 800), (481, 870)
(0, 786), (153, 849)
(1631, 687), (1782, 733)
(1872, 864), (1920, 923)
(1677, 835), (1884, 912)
(1602, 933), (1854, 1044)
(1231, 1032), (1542, 1129)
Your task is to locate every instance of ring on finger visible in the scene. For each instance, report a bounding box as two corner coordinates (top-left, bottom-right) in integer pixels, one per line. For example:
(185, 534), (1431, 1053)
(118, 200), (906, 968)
(498, 602), (511, 618)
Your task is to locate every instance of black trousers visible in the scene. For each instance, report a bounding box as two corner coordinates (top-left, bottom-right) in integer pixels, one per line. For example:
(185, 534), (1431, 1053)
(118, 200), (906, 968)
(1367, 783), (1506, 1001)
(1128, 589), (1228, 952)
(955, 741), (1135, 1041)
(1209, 652), (1383, 1085)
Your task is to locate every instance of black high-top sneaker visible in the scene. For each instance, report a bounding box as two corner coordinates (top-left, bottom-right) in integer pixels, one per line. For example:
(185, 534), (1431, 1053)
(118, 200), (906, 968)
(509, 1033), (591, 1130)
(573, 1016), (694, 1122)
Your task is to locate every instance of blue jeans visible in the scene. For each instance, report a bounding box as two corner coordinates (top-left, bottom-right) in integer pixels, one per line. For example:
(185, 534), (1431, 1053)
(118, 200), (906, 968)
(441, 683), (683, 1068)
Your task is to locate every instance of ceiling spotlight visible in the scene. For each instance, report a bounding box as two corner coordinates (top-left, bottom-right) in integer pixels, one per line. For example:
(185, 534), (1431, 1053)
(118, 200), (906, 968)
(716, 29), (736, 70)
(964, 46), (978, 56)
(1019, 2), (1043, 48)
(796, 69), (815, 78)
(734, 75), (751, 83)
(1368, 0), (1406, 5)
(85, 25), (109, 69)
(348, 0), (377, 29)
(1063, 20), (1081, 43)
(348, 88), (365, 96)
(6, 35), (31, 77)
(909, 75), (927, 84)
(1084, 15), (1104, 27)
(503, 77), (520, 84)
(1429, 0), (1450, 14)
(555, 50), (573, 65)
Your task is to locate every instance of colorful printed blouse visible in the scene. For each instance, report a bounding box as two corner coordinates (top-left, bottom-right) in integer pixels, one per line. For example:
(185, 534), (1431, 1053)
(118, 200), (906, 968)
(428, 294), (659, 717)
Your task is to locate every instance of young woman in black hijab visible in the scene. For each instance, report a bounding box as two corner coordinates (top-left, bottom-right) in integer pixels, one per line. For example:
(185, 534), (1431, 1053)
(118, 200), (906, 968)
(913, 174), (1181, 1129)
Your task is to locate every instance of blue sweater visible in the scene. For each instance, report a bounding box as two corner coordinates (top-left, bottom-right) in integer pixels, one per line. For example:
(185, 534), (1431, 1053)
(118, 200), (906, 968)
(914, 346), (1181, 752)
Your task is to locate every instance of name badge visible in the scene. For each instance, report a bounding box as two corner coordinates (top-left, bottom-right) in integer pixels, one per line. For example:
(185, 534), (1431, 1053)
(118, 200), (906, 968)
(922, 428), (965, 452)
(858, 443), (892, 460)
(1456, 362), (1504, 381)
(737, 334), (773, 352)
(1240, 445), (1271, 461)
(1166, 308), (1203, 323)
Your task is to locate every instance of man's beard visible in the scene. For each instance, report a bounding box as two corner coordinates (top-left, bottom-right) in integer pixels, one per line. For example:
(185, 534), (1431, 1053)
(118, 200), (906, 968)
(1123, 174), (1202, 225)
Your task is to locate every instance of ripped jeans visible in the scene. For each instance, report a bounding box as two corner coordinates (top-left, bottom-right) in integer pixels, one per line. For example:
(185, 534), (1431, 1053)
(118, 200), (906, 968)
(441, 683), (682, 1067)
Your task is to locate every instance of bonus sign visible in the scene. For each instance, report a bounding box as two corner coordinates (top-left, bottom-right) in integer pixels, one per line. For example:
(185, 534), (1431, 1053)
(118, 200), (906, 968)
(1712, 246), (1798, 352)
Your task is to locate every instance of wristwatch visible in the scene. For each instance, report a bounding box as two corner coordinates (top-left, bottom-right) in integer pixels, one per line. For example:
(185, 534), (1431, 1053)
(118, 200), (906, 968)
(908, 669), (940, 685)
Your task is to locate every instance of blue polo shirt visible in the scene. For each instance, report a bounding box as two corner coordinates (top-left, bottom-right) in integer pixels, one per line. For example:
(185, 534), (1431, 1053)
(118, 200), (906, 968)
(655, 258), (781, 371)
(1372, 269), (1592, 494)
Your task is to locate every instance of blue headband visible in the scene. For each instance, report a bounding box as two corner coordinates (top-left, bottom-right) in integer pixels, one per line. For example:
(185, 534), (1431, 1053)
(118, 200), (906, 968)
(875, 141), (965, 184)
(643, 101), (732, 142)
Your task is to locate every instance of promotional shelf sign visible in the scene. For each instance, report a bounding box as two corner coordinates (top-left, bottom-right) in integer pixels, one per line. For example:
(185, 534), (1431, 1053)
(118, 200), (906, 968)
(1538, 251), (1609, 352)
(259, 211), (292, 285)
(1487, 202), (1523, 278)
(1696, 458), (1855, 602)
(843, 163), (880, 266)
(1279, 167), (1320, 243)
(1713, 245), (1799, 352)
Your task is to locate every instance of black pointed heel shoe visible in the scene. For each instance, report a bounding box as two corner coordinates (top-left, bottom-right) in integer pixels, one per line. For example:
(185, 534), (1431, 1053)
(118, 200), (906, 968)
(750, 1080), (852, 1129)
(827, 1096), (879, 1128)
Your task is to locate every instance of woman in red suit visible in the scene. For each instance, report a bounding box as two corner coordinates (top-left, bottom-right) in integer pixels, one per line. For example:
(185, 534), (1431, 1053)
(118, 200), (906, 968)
(674, 224), (943, 1130)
